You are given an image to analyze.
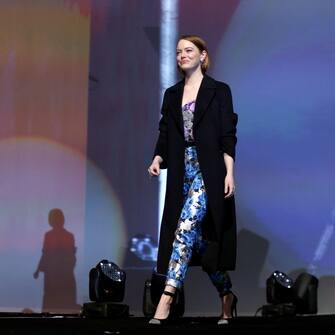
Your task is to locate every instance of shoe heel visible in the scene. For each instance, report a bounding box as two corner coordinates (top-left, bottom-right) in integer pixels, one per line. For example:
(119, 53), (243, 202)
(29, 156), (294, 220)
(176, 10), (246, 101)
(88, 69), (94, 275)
(148, 290), (176, 325)
(231, 294), (238, 317)
(218, 291), (238, 325)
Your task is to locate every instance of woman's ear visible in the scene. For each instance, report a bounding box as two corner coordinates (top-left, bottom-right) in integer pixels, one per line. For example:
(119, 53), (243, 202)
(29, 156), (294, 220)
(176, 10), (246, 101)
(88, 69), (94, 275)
(200, 51), (207, 63)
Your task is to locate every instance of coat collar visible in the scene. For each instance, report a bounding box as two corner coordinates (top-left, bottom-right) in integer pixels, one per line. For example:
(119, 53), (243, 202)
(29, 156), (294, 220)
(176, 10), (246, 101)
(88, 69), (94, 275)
(169, 74), (216, 134)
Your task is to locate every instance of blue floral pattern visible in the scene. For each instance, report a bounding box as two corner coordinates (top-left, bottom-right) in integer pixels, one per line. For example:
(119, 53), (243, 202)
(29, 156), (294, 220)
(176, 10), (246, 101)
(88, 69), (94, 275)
(166, 146), (232, 295)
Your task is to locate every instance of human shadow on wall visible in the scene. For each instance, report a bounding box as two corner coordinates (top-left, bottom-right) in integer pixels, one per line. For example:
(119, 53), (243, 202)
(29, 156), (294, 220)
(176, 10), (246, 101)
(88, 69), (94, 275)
(33, 208), (79, 313)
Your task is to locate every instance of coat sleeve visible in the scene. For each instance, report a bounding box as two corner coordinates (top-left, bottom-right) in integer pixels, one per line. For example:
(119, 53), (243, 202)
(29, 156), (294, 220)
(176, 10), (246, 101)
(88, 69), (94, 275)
(153, 89), (169, 169)
(220, 84), (238, 160)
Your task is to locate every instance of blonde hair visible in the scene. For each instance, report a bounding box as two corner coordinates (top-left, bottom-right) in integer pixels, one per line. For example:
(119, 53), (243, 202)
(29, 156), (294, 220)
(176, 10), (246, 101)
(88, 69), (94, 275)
(177, 35), (210, 74)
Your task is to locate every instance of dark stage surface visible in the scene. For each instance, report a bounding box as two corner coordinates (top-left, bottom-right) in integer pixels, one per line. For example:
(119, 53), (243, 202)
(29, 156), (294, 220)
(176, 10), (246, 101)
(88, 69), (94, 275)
(1, 313), (335, 334)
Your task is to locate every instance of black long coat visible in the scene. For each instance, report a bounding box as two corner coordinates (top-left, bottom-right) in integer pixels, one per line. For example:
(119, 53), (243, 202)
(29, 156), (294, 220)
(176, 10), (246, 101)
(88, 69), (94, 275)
(153, 74), (238, 275)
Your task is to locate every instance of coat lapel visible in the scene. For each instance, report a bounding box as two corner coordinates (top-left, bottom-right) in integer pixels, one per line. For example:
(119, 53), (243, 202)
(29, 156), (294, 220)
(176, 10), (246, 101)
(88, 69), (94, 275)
(193, 75), (216, 127)
(169, 74), (216, 134)
(169, 79), (185, 135)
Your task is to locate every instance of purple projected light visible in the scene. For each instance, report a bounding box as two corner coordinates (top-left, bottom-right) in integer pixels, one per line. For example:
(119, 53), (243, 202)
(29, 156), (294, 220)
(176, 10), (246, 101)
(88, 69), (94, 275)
(214, 1), (335, 278)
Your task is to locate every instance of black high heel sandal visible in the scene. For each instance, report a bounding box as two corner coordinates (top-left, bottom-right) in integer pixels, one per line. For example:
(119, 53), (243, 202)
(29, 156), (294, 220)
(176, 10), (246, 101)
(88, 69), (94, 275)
(217, 291), (238, 325)
(148, 290), (175, 325)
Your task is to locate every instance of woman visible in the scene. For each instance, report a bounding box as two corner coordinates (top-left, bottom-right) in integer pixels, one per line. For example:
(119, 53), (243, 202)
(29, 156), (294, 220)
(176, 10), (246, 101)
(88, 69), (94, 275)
(147, 35), (238, 325)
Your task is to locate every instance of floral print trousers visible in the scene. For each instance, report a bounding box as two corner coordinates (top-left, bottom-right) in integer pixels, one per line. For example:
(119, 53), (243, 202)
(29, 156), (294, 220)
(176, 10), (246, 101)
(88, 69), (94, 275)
(165, 146), (232, 296)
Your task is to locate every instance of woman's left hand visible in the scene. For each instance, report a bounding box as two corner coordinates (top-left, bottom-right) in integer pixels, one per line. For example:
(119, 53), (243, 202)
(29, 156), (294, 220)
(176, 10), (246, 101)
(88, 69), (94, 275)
(224, 173), (235, 198)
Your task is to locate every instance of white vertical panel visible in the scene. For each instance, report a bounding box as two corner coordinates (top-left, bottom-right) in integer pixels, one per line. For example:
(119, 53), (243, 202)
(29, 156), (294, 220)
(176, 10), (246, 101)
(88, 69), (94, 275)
(158, 0), (178, 240)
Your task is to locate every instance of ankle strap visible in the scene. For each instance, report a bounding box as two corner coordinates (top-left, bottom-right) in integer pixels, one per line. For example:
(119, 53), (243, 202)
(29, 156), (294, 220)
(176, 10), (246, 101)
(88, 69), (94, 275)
(163, 290), (175, 297)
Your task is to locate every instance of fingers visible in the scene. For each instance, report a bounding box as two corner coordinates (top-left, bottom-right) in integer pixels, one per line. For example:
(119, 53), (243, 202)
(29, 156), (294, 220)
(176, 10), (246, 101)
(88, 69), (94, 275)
(224, 190), (233, 198)
(224, 184), (236, 198)
(224, 174), (236, 198)
(148, 164), (160, 177)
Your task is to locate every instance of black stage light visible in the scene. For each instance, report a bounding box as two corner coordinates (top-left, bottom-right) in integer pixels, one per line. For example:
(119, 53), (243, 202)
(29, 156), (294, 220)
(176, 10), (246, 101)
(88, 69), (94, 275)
(89, 259), (126, 303)
(263, 270), (318, 316)
(293, 272), (318, 314)
(266, 270), (295, 304)
(82, 260), (129, 318)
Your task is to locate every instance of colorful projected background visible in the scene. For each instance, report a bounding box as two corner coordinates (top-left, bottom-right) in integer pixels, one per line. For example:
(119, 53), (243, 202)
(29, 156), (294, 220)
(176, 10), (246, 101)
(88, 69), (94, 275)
(0, 0), (114, 313)
(212, 0), (335, 314)
(0, 0), (334, 315)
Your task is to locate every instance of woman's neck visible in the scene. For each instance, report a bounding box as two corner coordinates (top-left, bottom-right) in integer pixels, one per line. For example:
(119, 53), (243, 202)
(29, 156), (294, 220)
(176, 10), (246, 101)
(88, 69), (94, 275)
(184, 68), (204, 87)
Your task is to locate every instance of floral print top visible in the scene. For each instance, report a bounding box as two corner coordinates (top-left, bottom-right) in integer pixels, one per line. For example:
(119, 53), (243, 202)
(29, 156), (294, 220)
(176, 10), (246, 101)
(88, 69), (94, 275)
(182, 100), (196, 142)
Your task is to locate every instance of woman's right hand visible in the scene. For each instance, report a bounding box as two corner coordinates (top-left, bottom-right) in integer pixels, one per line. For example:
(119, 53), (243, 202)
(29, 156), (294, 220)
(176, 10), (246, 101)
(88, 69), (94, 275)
(148, 156), (162, 177)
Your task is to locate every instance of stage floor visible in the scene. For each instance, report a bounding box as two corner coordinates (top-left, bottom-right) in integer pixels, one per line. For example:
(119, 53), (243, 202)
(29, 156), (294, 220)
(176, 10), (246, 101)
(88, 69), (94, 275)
(0, 313), (335, 334)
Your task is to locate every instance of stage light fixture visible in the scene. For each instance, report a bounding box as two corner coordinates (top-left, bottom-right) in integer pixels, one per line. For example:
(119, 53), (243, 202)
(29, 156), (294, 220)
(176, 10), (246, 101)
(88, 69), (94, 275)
(293, 272), (318, 314)
(266, 270), (295, 304)
(263, 270), (318, 316)
(89, 259), (126, 303)
(82, 260), (129, 318)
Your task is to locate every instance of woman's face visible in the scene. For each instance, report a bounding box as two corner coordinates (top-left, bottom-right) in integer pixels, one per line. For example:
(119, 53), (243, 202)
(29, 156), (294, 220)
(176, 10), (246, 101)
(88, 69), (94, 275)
(176, 39), (205, 74)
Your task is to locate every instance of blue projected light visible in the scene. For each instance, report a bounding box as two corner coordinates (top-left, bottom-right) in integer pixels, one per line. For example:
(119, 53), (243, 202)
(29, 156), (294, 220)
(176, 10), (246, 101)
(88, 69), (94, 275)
(129, 234), (158, 262)
(214, 0), (335, 278)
